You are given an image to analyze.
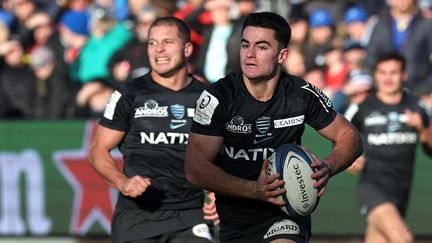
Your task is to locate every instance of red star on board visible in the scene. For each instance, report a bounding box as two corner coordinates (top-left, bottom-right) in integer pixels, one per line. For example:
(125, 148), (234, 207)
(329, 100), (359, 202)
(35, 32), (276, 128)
(54, 121), (123, 235)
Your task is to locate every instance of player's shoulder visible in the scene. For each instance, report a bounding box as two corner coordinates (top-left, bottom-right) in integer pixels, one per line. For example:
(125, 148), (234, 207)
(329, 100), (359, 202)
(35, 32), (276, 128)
(189, 75), (211, 92)
(202, 72), (243, 103)
(402, 90), (422, 105)
(214, 73), (242, 94)
(358, 92), (379, 108)
(283, 73), (321, 96)
(121, 74), (151, 99)
(283, 73), (333, 106)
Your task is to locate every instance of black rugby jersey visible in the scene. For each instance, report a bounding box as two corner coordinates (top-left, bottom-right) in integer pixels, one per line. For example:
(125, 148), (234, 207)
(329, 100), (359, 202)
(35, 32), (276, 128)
(100, 73), (208, 211)
(350, 92), (429, 201)
(191, 72), (336, 227)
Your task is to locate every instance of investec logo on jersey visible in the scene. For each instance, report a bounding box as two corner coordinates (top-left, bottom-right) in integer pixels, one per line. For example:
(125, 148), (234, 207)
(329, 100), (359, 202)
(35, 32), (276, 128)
(134, 99), (168, 118)
(226, 116), (252, 134)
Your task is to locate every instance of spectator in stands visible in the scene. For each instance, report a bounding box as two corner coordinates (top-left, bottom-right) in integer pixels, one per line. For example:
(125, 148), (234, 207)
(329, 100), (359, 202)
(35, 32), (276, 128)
(341, 70), (373, 118)
(283, 46), (306, 77)
(152, 0), (178, 16)
(108, 6), (157, 86)
(7, 0), (38, 48)
(74, 79), (113, 118)
(25, 11), (55, 54)
(304, 66), (325, 89)
(0, 8), (14, 30)
(29, 45), (75, 119)
(304, 8), (336, 72)
(343, 42), (369, 74)
(0, 21), (10, 46)
(0, 40), (36, 118)
(342, 5), (373, 47)
(57, 10), (90, 65)
(322, 43), (349, 102)
(186, 0), (243, 83)
(59, 0), (92, 12)
(287, 4), (309, 53)
(126, 0), (153, 22)
(366, 0), (432, 94)
(419, 0), (432, 19)
(334, 42), (371, 113)
(69, 8), (132, 84)
(173, 0), (211, 57)
(88, 0), (129, 21)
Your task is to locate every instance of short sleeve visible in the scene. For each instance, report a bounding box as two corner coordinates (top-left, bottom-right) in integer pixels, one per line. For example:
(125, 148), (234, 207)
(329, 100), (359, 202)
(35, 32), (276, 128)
(302, 82), (337, 130)
(191, 89), (226, 136)
(99, 90), (132, 131)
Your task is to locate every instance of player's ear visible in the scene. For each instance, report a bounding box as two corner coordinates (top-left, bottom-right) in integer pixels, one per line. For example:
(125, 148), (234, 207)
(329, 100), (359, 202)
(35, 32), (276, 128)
(184, 42), (193, 58)
(278, 48), (288, 64)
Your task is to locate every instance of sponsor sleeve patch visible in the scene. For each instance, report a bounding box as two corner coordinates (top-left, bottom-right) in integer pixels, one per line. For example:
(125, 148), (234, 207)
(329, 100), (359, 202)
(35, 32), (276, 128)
(187, 108), (195, 117)
(103, 91), (122, 120)
(193, 90), (219, 125)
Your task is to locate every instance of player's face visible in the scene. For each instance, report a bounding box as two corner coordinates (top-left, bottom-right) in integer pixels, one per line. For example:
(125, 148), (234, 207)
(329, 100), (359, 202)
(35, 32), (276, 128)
(240, 26), (287, 82)
(374, 59), (406, 95)
(148, 25), (192, 77)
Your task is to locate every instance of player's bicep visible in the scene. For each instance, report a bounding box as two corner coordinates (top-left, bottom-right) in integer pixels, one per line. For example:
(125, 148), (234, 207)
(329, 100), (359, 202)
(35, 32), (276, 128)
(91, 125), (125, 152)
(318, 113), (358, 142)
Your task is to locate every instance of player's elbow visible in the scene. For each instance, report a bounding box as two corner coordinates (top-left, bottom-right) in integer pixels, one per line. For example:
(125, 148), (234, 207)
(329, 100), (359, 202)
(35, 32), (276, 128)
(88, 142), (103, 169)
(184, 159), (202, 188)
(354, 133), (364, 159)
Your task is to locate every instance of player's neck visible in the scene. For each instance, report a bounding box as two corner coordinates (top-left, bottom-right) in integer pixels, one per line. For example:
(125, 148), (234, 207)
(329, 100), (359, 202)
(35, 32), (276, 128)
(151, 68), (191, 91)
(243, 72), (281, 102)
(376, 90), (403, 105)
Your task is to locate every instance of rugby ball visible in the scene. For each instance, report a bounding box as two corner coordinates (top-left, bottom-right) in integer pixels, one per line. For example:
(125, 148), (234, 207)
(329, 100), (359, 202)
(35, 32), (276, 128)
(267, 144), (319, 217)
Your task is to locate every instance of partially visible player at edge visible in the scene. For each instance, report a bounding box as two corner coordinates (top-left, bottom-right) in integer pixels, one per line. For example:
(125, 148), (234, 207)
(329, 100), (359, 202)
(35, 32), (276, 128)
(346, 52), (432, 243)
(185, 12), (363, 243)
(89, 16), (217, 243)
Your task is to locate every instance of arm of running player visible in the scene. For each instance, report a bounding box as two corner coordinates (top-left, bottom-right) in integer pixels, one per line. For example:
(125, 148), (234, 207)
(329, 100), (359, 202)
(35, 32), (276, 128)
(404, 109), (432, 155)
(346, 155), (366, 174)
(203, 191), (219, 224)
(185, 133), (286, 206)
(313, 113), (363, 196)
(89, 125), (151, 197)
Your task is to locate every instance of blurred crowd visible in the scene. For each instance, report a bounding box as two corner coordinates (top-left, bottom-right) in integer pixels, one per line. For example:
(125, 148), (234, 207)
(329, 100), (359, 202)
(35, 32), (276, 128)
(0, 0), (431, 119)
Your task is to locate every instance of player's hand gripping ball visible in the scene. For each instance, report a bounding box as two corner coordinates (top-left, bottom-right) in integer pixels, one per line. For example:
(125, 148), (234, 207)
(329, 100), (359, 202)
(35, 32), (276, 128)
(267, 144), (319, 217)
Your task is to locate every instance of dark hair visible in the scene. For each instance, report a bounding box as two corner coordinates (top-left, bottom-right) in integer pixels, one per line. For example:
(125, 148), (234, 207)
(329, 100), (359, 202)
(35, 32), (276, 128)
(242, 12), (291, 49)
(374, 52), (406, 71)
(149, 16), (191, 44)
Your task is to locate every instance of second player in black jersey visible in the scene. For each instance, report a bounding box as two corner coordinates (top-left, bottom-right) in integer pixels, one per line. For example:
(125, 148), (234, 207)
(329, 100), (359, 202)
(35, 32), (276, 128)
(185, 12), (363, 243)
(89, 17), (216, 243)
(347, 53), (432, 243)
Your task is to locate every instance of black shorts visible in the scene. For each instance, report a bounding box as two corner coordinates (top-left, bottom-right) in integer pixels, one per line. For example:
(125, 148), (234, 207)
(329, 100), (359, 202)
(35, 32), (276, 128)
(111, 207), (213, 243)
(357, 183), (408, 217)
(219, 215), (310, 243)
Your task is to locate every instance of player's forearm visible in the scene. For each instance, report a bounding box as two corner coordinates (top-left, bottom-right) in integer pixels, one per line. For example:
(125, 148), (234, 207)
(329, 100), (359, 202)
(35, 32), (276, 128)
(419, 124), (432, 155)
(89, 148), (128, 190)
(324, 127), (363, 176)
(185, 159), (256, 199)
